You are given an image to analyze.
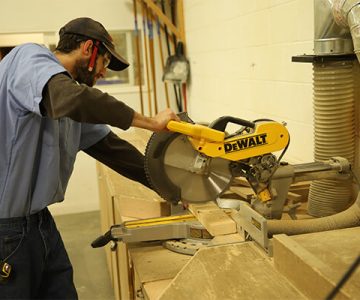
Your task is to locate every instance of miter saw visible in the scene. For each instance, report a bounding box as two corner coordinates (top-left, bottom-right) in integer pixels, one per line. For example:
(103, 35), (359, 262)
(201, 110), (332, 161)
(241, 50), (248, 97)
(92, 113), (352, 254)
(144, 113), (289, 210)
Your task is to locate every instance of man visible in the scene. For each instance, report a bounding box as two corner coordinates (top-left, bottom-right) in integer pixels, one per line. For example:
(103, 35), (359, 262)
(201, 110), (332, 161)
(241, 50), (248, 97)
(0, 17), (178, 299)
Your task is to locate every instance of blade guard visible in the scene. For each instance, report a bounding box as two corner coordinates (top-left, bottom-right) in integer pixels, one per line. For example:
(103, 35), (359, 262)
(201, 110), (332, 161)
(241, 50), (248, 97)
(144, 112), (195, 204)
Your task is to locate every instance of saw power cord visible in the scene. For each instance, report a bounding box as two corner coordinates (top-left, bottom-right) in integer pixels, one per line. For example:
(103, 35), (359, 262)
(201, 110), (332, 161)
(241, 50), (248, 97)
(325, 254), (360, 300)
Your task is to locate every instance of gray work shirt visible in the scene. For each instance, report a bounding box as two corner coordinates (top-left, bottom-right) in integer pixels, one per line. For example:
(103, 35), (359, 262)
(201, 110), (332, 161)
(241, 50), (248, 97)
(0, 43), (110, 218)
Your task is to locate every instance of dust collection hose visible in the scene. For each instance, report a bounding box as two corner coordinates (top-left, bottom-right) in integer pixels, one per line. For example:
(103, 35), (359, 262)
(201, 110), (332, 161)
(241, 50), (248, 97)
(267, 191), (360, 236)
(308, 60), (356, 217)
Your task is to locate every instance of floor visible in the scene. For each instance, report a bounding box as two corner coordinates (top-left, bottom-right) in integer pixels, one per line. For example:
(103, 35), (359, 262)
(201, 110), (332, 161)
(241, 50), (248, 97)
(54, 211), (115, 300)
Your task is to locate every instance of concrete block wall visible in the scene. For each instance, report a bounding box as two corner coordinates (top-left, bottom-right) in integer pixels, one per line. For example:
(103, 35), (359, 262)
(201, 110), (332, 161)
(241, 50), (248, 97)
(184, 0), (315, 163)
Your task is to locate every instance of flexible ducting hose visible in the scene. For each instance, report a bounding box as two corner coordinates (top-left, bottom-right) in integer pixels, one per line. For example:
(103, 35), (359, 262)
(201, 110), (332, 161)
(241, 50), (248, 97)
(268, 192), (360, 236)
(308, 61), (356, 217)
(307, 1), (360, 217)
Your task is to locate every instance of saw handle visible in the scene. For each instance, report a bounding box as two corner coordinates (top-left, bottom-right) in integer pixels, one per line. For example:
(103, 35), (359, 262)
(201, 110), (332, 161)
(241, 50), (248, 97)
(210, 116), (256, 132)
(91, 230), (113, 248)
(167, 121), (225, 142)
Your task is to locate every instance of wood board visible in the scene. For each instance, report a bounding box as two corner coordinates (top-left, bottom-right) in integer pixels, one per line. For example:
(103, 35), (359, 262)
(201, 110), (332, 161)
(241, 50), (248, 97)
(273, 227), (360, 300)
(158, 242), (306, 300)
(188, 202), (237, 236)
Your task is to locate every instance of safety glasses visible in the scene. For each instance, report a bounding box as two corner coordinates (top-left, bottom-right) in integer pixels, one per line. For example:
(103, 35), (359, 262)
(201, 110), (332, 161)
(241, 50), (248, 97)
(103, 52), (111, 69)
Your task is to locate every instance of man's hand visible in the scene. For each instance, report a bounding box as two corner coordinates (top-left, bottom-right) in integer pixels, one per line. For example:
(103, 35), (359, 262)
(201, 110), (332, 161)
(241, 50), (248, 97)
(152, 108), (180, 131)
(131, 108), (180, 132)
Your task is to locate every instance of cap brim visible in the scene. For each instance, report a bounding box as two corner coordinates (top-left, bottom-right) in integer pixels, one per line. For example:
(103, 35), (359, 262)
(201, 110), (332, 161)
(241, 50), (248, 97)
(103, 43), (129, 71)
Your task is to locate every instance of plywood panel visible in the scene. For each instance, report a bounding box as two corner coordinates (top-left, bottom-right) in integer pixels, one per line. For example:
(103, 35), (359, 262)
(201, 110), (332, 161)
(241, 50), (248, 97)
(158, 242), (306, 300)
(129, 244), (191, 283)
(96, 163), (115, 285)
(273, 228), (360, 300)
(143, 279), (172, 300)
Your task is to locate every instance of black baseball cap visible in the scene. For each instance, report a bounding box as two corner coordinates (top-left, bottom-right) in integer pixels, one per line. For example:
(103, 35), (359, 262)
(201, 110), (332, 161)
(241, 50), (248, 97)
(59, 17), (129, 71)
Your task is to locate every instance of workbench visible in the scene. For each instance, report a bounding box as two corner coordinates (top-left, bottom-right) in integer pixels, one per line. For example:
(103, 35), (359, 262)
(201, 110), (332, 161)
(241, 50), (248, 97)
(97, 128), (360, 300)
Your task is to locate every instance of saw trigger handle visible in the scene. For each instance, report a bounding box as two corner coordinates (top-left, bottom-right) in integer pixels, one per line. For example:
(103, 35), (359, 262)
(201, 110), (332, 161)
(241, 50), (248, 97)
(210, 116), (256, 132)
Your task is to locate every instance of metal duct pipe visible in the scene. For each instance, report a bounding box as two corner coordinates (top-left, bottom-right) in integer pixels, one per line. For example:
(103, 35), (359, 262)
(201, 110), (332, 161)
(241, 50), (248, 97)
(348, 5), (360, 61)
(333, 0), (360, 62)
(314, 0), (353, 55)
(268, 191), (360, 236)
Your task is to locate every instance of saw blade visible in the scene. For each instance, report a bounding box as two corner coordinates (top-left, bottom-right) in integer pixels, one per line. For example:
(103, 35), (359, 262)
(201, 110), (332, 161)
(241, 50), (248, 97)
(145, 131), (233, 204)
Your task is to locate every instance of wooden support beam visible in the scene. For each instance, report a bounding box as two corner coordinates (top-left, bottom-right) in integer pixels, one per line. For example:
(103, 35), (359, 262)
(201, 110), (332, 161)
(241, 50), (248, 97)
(176, 0), (186, 47)
(138, 0), (182, 42)
(148, 12), (176, 52)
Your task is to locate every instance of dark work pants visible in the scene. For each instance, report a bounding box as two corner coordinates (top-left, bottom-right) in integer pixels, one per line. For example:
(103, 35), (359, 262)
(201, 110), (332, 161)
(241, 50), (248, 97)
(0, 208), (78, 299)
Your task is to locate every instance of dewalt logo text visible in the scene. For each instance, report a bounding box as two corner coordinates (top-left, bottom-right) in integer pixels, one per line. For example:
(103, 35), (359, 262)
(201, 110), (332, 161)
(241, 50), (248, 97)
(224, 134), (267, 153)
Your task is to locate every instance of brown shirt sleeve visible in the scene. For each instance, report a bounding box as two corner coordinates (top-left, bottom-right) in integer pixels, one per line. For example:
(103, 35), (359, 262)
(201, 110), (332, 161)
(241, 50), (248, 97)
(84, 130), (152, 188)
(41, 73), (135, 130)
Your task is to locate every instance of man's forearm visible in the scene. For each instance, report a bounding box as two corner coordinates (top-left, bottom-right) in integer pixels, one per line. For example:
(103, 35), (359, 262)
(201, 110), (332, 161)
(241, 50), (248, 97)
(131, 112), (160, 131)
(131, 109), (179, 132)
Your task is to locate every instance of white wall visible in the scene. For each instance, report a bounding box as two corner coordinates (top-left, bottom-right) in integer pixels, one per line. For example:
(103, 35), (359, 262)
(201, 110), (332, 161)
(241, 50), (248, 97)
(0, 0), (135, 33)
(184, 0), (315, 163)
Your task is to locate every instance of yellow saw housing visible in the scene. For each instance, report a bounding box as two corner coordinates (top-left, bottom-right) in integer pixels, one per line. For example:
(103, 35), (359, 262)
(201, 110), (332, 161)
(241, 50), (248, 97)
(167, 120), (289, 161)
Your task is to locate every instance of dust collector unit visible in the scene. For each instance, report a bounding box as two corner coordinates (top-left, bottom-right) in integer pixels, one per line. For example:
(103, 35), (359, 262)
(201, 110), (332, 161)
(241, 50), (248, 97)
(293, 0), (360, 217)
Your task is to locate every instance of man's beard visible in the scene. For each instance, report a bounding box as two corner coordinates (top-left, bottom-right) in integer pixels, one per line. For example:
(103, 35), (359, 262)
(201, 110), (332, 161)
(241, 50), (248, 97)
(74, 58), (97, 87)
